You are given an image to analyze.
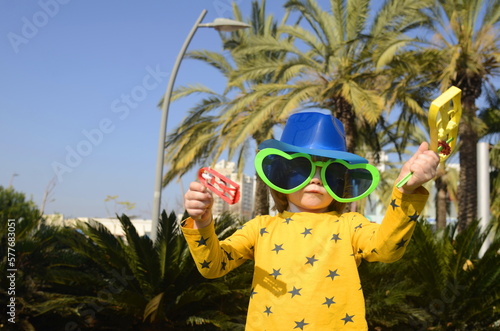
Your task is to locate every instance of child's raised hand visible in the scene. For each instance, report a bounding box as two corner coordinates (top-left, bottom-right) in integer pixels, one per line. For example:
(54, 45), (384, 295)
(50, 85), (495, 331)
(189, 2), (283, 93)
(185, 181), (213, 227)
(396, 142), (440, 194)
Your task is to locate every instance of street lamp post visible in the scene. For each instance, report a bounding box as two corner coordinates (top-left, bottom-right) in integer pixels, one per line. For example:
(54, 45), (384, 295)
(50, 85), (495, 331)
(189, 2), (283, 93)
(151, 10), (249, 241)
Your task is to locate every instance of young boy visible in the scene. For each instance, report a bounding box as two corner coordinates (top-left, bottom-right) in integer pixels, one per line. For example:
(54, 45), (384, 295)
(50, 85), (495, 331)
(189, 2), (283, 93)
(182, 112), (439, 330)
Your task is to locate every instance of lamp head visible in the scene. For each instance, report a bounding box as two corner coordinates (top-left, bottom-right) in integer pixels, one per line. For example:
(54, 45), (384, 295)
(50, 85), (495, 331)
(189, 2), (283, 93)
(199, 18), (250, 32)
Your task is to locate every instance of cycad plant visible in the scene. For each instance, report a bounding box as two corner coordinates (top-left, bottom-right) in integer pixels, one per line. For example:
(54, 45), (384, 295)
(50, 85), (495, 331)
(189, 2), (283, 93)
(53, 213), (252, 330)
(406, 220), (500, 330)
(19, 212), (252, 330)
(361, 219), (500, 330)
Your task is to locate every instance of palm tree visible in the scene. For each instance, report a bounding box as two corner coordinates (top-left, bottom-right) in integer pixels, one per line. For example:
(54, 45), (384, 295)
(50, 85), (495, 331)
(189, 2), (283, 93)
(227, 0), (437, 214)
(420, 0), (500, 230)
(231, 0), (434, 154)
(163, 0), (293, 215)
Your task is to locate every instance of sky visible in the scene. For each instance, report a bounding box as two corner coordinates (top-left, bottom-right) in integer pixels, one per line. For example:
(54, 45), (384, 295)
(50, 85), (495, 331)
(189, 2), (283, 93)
(0, 0), (292, 219)
(2, 1), (493, 221)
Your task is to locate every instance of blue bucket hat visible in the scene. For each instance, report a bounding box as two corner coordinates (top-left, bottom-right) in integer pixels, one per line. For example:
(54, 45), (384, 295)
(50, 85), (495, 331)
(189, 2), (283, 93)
(258, 112), (368, 164)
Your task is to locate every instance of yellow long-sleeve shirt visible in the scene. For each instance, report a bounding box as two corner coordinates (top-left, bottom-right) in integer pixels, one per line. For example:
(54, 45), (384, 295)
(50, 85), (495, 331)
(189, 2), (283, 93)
(182, 187), (428, 330)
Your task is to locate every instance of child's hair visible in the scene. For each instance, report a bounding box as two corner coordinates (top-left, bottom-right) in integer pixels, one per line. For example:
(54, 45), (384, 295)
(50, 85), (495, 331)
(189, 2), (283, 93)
(269, 187), (346, 214)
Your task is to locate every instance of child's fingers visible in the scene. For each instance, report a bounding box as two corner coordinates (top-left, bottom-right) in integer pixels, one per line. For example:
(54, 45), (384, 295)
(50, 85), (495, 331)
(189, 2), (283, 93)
(398, 142), (427, 181)
(406, 149), (440, 187)
(406, 142), (430, 165)
(185, 182), (212, 204)
(396, 142), (440, 192)
(185, 181), (213, 220)
(189, 181), (208, 193)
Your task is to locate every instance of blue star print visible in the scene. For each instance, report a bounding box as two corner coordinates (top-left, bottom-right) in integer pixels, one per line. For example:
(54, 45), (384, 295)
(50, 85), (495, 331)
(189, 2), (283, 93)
(331, 233), (342, 243)
(223, 249), (234, 260)
(326, 269), (340, 280)
(270, 268), (282, 279)
(323, 296), (336, 308)
(301, 228), (313, 237)
(272, 244), (284, 254)
(294, 318), (309, 330)
(260, 227), (269, 236)
(199, 260), (211, 269)
(250, 287), (257, 299)
(390, 199), (400, 210)
(195, 237), (208, 246)
(305, 255), (318, 266)
(341, 313), (355, 324)
(288, 286), (302, 298)
(396, 238), (408, 249)
(408, 212), (419, 222)
(264, 306), (272, 316)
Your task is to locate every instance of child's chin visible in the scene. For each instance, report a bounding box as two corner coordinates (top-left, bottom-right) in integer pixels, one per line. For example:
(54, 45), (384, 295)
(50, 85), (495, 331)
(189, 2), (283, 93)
(301, 202), (330, 212)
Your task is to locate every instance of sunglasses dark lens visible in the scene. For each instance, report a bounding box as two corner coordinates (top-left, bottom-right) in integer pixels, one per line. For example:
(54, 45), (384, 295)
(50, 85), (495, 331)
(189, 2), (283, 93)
(324, 163), (373, 199)
(262, 154), (312, 190)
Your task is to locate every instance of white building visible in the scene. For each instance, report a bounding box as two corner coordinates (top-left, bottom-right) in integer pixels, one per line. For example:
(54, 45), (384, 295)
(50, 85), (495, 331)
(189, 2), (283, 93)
(44, 214), (153, 238)
(210, 160), (255, 220)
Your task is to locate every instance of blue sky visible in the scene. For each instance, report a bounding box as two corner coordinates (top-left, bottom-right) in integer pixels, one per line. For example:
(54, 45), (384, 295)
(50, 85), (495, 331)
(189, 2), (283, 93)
(0, 0), (292, 218)
(2, 1), (492, 220)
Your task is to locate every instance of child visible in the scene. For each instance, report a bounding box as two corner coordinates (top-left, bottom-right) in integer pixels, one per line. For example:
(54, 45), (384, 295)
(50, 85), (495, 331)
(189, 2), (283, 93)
(182, 112), (439, 330)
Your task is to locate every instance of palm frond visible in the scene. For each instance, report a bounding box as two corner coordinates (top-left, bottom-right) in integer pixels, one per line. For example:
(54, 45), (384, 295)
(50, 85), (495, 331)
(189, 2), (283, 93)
(185, 50), (235, 78)
(118, 214), (160, 290)
(170, 84), (223, 102)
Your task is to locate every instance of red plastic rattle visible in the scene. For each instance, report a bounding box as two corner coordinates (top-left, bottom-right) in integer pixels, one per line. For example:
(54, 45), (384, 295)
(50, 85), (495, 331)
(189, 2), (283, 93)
(198, 167), (241, 205)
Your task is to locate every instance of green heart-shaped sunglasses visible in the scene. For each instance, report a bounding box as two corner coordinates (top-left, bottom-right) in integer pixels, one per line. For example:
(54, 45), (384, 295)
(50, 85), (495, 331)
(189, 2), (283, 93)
(255, 148), (380, 203)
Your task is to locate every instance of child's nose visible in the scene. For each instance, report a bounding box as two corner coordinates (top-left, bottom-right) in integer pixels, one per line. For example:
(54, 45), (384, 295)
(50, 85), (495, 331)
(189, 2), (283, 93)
(310, 168), (323, 185)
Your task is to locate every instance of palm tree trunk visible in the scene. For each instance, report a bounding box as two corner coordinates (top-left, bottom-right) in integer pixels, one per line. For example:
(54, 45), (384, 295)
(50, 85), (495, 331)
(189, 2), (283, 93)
(435, 169), (447, 230)
(333, 97), (357, 212)
(333, 98), (357, 153)
(457, 93), (478, 231)
(252, 132), (271, 216)
(253, 174), (269, 216)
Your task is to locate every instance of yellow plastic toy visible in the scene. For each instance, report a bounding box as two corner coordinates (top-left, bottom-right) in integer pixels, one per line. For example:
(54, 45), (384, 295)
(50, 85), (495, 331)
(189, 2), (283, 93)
(396, 86), (462, 188)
